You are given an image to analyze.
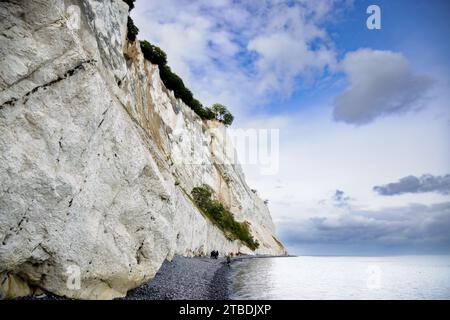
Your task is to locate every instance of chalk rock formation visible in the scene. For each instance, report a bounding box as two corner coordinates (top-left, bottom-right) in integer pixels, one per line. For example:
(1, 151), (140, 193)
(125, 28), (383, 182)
(0, 0), (286, 299)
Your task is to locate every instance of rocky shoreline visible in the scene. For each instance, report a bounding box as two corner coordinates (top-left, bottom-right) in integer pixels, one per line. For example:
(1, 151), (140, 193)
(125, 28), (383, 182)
(123, 256), (233, 300)
(15, 256), (234, 300)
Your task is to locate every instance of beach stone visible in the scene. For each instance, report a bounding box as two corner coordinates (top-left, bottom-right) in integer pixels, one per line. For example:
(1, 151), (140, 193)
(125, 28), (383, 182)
(0, 0), (286, 300)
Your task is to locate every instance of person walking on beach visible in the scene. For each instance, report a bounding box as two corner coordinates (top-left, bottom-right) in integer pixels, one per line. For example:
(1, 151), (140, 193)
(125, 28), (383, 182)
(210, 250), (219, 259)
(226, 254), (231, 266)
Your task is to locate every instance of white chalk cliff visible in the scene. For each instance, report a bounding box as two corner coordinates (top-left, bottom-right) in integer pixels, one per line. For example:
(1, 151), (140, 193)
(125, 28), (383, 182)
(0, 0), (286, 299)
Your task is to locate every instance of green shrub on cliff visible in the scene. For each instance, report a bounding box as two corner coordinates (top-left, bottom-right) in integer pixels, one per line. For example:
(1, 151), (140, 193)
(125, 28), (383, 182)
(191, 185), (259, 250)
(127, 17), (139, 42)
(140, 40), (168, 67)
(191, 184), (213, 208)
(138, 40), (235, 125)
(201, 107), (216, 120)
(140, 43), (196, 108)
(159, 65), (192, 103)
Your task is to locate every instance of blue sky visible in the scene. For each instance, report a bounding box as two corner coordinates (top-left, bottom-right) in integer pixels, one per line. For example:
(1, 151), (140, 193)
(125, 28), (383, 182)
(132, 0), (450, 255)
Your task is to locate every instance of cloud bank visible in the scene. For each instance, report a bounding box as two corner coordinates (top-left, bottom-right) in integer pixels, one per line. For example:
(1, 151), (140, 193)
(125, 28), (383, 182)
(373, 174), (450, 196)
(333, 49), (433, 125)
(279, 202), (450, 255)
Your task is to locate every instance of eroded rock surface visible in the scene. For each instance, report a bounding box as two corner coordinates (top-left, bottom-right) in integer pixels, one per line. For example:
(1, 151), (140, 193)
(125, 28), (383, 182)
(0, 0), (286, 299)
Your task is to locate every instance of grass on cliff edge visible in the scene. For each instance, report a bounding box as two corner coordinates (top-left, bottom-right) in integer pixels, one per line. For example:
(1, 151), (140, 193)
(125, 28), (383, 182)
(191, 185), (260, 251)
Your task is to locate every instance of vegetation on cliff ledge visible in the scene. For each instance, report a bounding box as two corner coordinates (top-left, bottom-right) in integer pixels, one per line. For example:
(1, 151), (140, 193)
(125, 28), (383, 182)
(126, 16), (139, 42)
(140, 41), (234, 125)
(123, 1), (234, 125)
(191, 185), (259, 250)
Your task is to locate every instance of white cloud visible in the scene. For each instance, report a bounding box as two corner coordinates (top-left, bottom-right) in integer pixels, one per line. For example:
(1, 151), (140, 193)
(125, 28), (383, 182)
(132, 0), (342, 116)
(248, 32), (335, 94)
(333, 49), (434, 124)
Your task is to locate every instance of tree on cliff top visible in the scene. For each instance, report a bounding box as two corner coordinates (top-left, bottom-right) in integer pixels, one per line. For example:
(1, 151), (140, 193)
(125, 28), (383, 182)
(211, 103), (234, 126)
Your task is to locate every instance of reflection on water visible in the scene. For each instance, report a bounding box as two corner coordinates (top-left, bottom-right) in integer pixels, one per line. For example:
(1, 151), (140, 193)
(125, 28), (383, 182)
(231, 257), (277, 299)
(230, 256), (450, 300)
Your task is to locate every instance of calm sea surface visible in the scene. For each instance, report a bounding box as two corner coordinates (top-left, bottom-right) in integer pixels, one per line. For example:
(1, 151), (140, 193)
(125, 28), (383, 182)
(230, 255), (450, 299)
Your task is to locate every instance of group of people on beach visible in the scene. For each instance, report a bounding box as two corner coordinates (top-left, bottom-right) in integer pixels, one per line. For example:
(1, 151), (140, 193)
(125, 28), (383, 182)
(210, 250), (237, 266)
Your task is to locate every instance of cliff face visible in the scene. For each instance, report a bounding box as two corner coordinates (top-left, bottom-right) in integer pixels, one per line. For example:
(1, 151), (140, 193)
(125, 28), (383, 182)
(0, 0), (286, 299)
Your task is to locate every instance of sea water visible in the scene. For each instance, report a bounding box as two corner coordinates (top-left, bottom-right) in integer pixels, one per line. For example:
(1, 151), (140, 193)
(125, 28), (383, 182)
(230, 255), (450, 299)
